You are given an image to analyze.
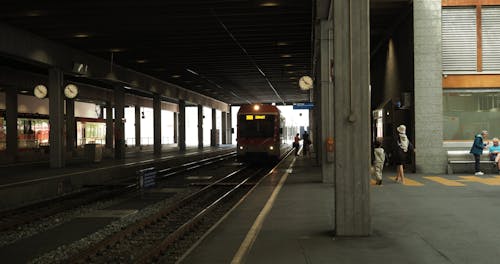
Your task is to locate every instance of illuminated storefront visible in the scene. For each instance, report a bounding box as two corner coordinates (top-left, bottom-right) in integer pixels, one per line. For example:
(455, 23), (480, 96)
(76, 119), (106, 146)
(17, 116), (49, 149)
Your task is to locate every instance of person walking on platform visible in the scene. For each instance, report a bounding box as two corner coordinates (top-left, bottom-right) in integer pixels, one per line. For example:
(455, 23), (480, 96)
(489, 138), (500, 173)
(293, 133), (300, 156)
(373, 140), (385, 185)
(302, 131), (311, 157)
(393, 125), (413, 184)
(470, 130), (489, 175)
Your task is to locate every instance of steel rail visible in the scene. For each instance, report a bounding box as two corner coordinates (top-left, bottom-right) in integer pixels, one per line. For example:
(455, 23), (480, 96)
(68, 165), (250, 263)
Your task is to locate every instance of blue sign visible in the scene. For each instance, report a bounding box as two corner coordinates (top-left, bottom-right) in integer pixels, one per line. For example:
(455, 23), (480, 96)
(293, 103), (314, 110)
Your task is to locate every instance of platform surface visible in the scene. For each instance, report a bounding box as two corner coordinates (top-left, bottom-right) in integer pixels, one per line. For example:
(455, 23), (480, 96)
(184, 154), (500, 264)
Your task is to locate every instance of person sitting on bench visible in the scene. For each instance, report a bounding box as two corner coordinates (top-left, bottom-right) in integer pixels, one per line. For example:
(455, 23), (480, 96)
(489, 137), (500, 172)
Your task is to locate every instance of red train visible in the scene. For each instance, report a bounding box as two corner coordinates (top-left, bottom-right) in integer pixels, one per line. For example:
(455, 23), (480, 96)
(236, 104), (288, 162)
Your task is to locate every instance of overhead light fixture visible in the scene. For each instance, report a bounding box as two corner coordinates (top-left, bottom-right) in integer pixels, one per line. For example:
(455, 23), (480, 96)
(287, 71), (295, 74)
(73, 33), (90, 38)
(20, 90), (29, 94)
(124, 86), (133, 90)
(110, 48), (126, 52)
(289, 77), (297, 80)
(260, 2), (279, 7)
(186, 68), (199, 76)
(25, 10), (46, 17)
(281, 54), (292, 58)
(136, 59), (148, 64)
(171, 75), (181, 78)
(276, 42), (288, 46)
(284, 64), (294, 67)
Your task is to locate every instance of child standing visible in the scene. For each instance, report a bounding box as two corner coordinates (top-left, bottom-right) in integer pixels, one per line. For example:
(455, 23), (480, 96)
(373, 141), (385, 185)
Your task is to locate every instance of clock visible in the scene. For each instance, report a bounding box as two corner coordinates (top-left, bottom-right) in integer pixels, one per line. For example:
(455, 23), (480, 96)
(33, 84), (48, 99)
(64, 84), (79, 99)
(298, 76), (313, 90)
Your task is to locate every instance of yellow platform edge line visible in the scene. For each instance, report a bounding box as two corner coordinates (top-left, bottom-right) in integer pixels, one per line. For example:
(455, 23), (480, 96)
(423, 176), (466, 187)
(460, 176), (500, 186)
(390, 176), (424, 186)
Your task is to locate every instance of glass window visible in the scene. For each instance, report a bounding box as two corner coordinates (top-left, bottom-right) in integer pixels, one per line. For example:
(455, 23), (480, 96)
(443, 92), (500, 140)
(238, 115), (276, 138)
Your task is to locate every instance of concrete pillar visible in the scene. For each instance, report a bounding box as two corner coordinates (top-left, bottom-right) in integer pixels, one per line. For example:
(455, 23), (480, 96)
(65, 99), (76, 152)
(211, 108), (216, 147)
(173, 112), (178, 144)
(414, 0), (446, 173)
(5, 87), (18, 160)
(178, 100), (186, 151)
(114, 86), (125, 159)
(198, 105), (203, 149)
(48, 68), (65, 168)
(135, 105), (141, 147)
(333, 0), (370, 236)
(227, 109), (232, 144)
(320, 19), (335, 184)
(105, 103), (113, 149)
(153, 93), (162, 156)
(221, 111), (227, 144)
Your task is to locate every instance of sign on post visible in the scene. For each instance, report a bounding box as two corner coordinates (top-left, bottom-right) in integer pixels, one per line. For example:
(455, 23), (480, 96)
(293, 103), (314, 110)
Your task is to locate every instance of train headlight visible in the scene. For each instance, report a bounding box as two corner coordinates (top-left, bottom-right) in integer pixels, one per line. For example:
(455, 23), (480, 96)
(269, 146), (274, 150)
(239, 146), (244, 150)
(253, 104), (260, 111)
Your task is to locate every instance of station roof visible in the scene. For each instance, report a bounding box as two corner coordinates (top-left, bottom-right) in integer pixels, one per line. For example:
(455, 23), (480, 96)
(0, 0), (411, 105)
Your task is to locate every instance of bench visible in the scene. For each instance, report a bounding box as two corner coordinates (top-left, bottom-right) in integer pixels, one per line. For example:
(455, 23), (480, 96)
(447, 150), (497, 174)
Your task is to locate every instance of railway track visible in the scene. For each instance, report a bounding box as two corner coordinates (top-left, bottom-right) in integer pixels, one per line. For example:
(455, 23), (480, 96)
(68, 165), (263, 263)
(0, 152), (236, 233)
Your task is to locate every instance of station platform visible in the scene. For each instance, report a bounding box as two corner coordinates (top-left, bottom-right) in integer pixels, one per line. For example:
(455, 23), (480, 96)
(183, 152), (500, 263)
(0, 144), (235, 210)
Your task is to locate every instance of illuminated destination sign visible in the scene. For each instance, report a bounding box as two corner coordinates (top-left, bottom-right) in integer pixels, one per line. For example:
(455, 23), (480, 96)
(245, 115), (267, 120)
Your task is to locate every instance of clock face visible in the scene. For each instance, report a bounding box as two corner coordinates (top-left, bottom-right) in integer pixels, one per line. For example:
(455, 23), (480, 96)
(298, 76), (313, 90)
(64, 84), (79, 99)
(34, 84), (48, 99)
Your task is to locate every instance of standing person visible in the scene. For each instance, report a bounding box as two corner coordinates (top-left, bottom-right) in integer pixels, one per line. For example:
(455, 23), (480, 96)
(293, 133), (300, 156)
(302, 131), (311, 157)
(393, 125), (413, 184)
(373, 140), (385, 185)
(470, 130), (489, 175)
(488, 138), (500, 172)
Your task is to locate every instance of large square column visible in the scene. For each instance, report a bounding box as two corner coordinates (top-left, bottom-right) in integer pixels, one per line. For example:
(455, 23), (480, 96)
(319, 19), (334, 184)
(414, 0), (446, 173)
(221, 111), (227, 144)
(333, 0), (370, 236)
(5, 87), (18, 161)
(198, 105), (203, 149)
(135, 105), (141, 147)
(211, 108), (216, 147)
(65, 99), (76, 153)
(153, 93), (162, 156)
(227, 109), (232, 144)
(173, 112), (178, 144)
(114, 86), (125, 159)
(178, 100), (186, 151)
(105, 103), (113, 150)
(49, 68), (65, 168)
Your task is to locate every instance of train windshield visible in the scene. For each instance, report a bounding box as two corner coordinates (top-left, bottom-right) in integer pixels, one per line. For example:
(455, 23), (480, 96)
(238, 115), (275, 138)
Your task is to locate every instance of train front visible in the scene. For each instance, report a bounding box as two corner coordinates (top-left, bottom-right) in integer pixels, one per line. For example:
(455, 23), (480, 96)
(236, 104), (282, 162)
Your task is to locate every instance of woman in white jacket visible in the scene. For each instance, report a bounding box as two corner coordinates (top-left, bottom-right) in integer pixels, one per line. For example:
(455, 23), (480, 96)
(373, 140), (385, 185)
